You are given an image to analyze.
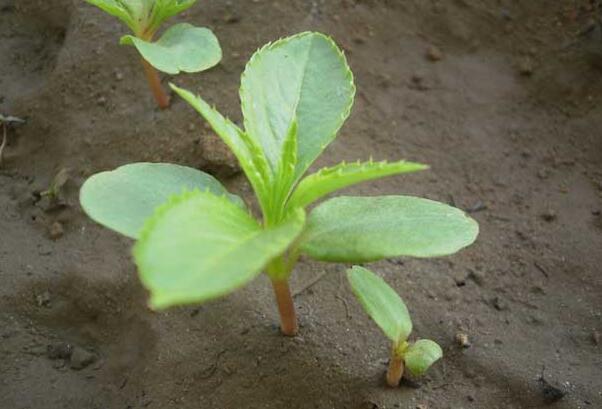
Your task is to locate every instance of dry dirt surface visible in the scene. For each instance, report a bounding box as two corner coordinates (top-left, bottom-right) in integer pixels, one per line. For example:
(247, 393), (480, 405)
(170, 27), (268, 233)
(1, 0), (601, 408)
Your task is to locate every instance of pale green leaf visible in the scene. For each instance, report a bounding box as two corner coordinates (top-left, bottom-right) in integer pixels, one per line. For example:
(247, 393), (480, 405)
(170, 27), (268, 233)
(288, 160), (428, 209)
(85, 0), (138, 31)
(80, 162), (242, 240)
(265, 117), (298, 224)
(347, 266), (412, 342)
(170, 84), (272, 210)
(133, 191), (306, 309)
(404, 339), (443, 376)
(300, 196), (479, 262)
(148, 0), (198, 32)
(121, 23), (221, 74)
(240, 32), (355, 180)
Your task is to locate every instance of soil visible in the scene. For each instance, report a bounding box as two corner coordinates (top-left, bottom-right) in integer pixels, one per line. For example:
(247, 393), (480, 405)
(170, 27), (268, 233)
(1, 0), (601, 408)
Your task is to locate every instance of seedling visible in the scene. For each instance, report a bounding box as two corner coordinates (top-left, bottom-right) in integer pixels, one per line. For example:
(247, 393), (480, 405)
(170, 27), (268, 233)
(0, 114), (25, 167)
(85, 0), (222, 108)
(80, 32), (479, 338)
(40, 168), (70, 201)
(347, 266), (443, 387)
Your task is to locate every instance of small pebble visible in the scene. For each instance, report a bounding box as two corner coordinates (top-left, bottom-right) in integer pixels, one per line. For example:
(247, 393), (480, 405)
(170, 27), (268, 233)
(426, 45), (443, 61)
(49, 221), (64, 240)
(540, 210), (557, 222)
(519, 58), (534, 76)
(592, 331), (600, 346)
(455, 332), (471, 348)
(36, 291), (51, 307)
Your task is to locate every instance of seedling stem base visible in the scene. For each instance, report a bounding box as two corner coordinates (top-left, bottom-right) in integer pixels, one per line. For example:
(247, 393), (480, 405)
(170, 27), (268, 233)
(386, 352), (404, 387)
(271, 279), (297, 336)
(141, 58), (170, 109)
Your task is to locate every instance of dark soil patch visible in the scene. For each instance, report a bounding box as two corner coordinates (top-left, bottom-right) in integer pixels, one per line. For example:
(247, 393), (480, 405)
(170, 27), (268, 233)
(1, 1), (601, 408)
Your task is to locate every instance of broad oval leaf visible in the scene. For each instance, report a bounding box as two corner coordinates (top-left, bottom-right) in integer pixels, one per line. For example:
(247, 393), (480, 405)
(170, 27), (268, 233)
(121, 23), (221, 75)
(240, 32), (355, 180)
(80, 162), (242, 240)
(347, 266), (412, 343)
(133, 191), (306, 309)
(300, 196), (479, 262)
(404, 339), (443, 376)
(288, 160), (428, 209)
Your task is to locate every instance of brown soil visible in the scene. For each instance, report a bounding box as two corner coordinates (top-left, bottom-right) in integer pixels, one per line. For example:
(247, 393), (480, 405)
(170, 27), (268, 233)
(1, 1), (601, 408)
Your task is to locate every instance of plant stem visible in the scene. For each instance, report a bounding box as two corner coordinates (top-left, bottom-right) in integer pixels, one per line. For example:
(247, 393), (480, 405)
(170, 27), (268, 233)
(386, 348), (404, 387)
(141, 58), (170, 109)
(271, 279), (298, 336)
(0, 124), (7, 167)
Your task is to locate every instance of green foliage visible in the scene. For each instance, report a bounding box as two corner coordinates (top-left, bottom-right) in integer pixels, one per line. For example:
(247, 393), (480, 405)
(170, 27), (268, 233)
(134, 191), (305, 309)
(121, 24), (221, 75)
(80, 163), (242, 239)
(300, 195), (479, 262)
(404, 339), (443, 376)
(347, 266), (412, 342)
(80, 32), (478, 312)
(347, 266), (443, 376)
(288, 160), (428, 209)
(239, 32), (356, 181)
(85, 0), (220, 75)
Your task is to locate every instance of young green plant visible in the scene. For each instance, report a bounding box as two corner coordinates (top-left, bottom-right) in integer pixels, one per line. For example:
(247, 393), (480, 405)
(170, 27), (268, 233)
(80, 32), (479, 337)
(347, 266), (443, 387)
(85, 0), (222, 108)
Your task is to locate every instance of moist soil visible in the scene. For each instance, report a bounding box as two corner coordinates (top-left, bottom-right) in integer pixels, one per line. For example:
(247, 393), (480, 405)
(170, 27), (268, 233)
(1, 1), (601, 408)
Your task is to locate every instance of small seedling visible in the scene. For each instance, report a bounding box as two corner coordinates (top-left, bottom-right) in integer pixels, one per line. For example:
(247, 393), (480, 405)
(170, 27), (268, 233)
(347, 266), (443, 387)
(40, 168), (70, 201)
(85, 0), (222, 108)
(80, 32), (478, 338)
(0, 114), (25, 167)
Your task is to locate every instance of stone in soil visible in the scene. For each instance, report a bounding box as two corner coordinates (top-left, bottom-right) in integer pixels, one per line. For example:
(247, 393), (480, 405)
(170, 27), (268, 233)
(69, 347), (97, 370)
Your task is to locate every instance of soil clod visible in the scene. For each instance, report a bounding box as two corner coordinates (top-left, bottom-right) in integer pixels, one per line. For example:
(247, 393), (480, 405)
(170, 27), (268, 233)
(47, 342), (73, 360)
(70, 347), (97, 370)
(538, 375), (567, 404)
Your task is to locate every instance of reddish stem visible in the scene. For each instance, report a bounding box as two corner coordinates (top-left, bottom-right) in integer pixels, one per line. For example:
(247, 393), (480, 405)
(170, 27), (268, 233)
(141, 58), (170, 109)
(386, 352), (404, 387)
(271, 279), (298, 336)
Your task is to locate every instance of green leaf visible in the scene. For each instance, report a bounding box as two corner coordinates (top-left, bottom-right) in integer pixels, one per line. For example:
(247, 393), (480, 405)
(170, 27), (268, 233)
(170, 84), (272, 211)
(288, 160), (428, 209)
(148, 0), (198, 32)
(347, 266), (412, 343)
(240, 32), (355, 181)
(404, 339), (443, 376)
(85, 0), (137, 31)
(121, 23), (221, 75)
(133, 191), (306, 309)
(300, 196), (479, 262)
(80, 163), (242, 240)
